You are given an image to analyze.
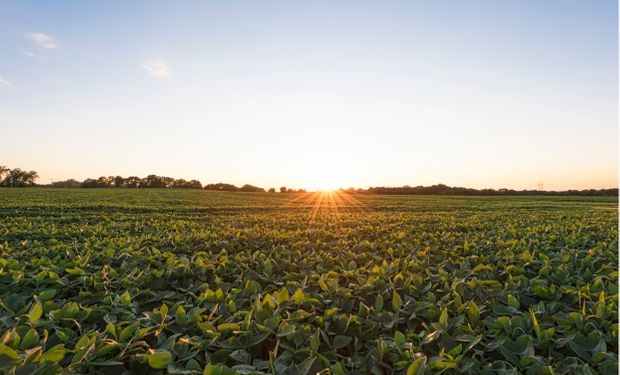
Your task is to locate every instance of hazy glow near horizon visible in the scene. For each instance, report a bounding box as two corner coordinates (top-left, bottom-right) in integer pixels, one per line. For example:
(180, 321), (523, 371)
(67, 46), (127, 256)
(1, 1), (617, 190)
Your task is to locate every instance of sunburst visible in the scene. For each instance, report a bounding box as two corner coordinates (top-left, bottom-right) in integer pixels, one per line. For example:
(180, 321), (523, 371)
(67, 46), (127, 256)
(281, 189), (367, 222)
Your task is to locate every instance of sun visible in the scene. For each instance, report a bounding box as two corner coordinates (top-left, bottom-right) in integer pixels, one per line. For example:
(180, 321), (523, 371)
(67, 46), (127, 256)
(298, 154), (352, 191)
(312, 184), (339, 192)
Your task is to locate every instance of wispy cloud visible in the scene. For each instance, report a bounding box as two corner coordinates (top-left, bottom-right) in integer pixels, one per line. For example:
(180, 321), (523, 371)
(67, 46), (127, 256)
(0, 77), (11, 86)
(141, 60), (170, 78)
(26, 33), (57, 49)
(23, 50), (49, 61)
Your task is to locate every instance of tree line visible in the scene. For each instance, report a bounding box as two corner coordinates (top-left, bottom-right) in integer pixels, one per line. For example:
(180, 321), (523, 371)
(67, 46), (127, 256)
(365, 184), (618, 196)
(48, 174), (305, 192)
(0, 166), (39, 187)
(49, 174), (309, 193)
(1, 165), (617, 196)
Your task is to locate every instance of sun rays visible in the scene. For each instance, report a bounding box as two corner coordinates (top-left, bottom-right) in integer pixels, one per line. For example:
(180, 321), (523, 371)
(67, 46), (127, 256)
(280, 189), (368, 222)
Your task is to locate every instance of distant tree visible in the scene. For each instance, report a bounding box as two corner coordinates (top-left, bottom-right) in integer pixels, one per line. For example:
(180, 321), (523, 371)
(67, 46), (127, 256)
(364, 184), (618, 196)
(113, 176), (125, 188)
(1, 168), (39, 187)
(268, 188), (276, 193)
(185, 180), (202, 189)
(204, 183), (238, 192)
(239, 184), (266, 192)
(81, 178), (100, 188)
(173, 178), (188, 188)
(287, 188), (295, 193)
(279, 186), (287, 193)
(0, 166), (9, 182)
(97, 176), (111, 187)
(125, 176), (141, 188)
(142, 174), (171, 188)
(172, 179), (202, 189)
(161, 176), (175, 188)
(51, 179), (81, 188)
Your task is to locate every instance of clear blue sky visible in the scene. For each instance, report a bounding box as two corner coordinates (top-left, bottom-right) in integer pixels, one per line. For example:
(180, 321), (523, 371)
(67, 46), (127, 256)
(1, 1), (617, 190)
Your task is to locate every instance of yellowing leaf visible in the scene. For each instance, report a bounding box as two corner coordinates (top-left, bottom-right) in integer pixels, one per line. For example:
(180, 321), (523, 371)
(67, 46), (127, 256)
(468, 301), (480, 323)
(392, 290), (402, 311)
(292, 288), (305, 304)
(438, 308), (448, 328)
(0, 343), (19, 360)
(407, 356), (426, 375)
(29, 301), (43, 324)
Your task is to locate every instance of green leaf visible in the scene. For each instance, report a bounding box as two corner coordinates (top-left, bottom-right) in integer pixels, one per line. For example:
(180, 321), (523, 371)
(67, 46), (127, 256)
(394, 331), (405, 347)
(120, 290), (131, 306)
(332, 335), (352, 349)
(377, 336), (385, 361)
(176, 305), (188, 325)
(375, 294), (384, 312)
(148, 349), (172, 369)
(277, 323), (296, 337)
(203, 364), (237, 375)
(204, 364), (223, 375)
(159, 303), (168, 322)
(392, 290), (402, 312)
(0, 343), (19, 360)
(105, 322), (116, 338)
(29, 301), (43, 324)
(218, 323), (240, 332)
(229, 349), (250, 364)
(19, 328), (39, 349)
(39, 344), (65, 364)
(529, 308), (541, 339)
(296, 356), (316, 375)
(438, 307), (448, 328)
(119, 322), (139, 341)
(331, 362), (345, 375)
(65, 267), (83, 276)
(507, 294), (519, 308)
(70, 335), (95, 365)
(468, 301), (480, 323)
(228, 299), (237, 313)
(407, 356), (427, 375)
(39, 289), (57, 301)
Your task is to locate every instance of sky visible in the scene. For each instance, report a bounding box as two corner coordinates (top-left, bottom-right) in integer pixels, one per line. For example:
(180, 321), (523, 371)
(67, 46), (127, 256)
(0, 1), (617, 191)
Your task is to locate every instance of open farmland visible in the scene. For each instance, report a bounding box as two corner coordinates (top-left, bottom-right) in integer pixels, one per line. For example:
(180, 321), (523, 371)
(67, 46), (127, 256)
(0, 189), (617, 374)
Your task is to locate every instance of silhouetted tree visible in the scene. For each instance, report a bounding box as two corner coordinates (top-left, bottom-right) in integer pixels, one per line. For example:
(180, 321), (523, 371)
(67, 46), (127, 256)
(279, 186), (287, 193)
(113, 176), (125, 188)
(204, 183), (238, 191)
(172, 179), (202, 189)
(142, 174), (173, 188)
(0, 166), (9, 182)
(1, 168), (38, 187)
(96, 176), (110, 187)
(51, 179), (81, 188)
(173, 178), (188, 188)
(239, 184), (266, 192)
(81, 178), (101, 188)
(268, 188), (276, 193)
(185, 180), (203, 189)
(125, 176), (141, 188)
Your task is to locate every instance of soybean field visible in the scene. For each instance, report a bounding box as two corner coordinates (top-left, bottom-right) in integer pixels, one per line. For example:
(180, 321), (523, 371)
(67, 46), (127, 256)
(0, 189), (617, 374)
